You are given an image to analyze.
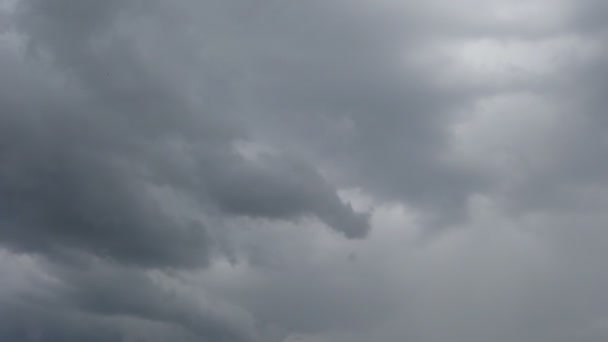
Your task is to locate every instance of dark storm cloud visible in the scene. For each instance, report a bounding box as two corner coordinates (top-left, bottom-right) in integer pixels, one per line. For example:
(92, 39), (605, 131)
(0, 0), (372, 269)
(1, 0), (382, 339)
(3, 0), (608, 341)
(0, 99), (212, 267)
(206, 154), (369, 238)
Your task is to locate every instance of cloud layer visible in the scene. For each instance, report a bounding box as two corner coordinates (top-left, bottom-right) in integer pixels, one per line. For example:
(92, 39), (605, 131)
(1, 0), (608, 341)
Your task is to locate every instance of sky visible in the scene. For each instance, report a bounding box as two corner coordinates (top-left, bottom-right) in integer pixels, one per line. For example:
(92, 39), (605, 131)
(1, 0), (608, 341)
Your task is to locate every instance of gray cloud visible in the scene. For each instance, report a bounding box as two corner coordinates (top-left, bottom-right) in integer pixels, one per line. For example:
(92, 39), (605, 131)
(0, 0), (371, 268)
(0, 301), (201, 342)
(0, 252), (259, 341)
(2, 0), (608, 341)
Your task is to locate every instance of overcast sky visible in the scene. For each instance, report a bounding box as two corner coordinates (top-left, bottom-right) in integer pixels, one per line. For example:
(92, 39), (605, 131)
(1, 0), (608, 341)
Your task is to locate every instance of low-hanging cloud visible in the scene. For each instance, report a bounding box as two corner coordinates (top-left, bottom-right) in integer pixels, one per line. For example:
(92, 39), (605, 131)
(2, 0), (608, 341)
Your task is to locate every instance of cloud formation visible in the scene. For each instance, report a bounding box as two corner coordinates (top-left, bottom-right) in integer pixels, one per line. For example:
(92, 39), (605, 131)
(1, 0), (608, 341)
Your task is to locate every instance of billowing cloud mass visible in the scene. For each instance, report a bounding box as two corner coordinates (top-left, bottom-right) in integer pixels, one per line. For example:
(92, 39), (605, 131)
(1, 0), (608, 341)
